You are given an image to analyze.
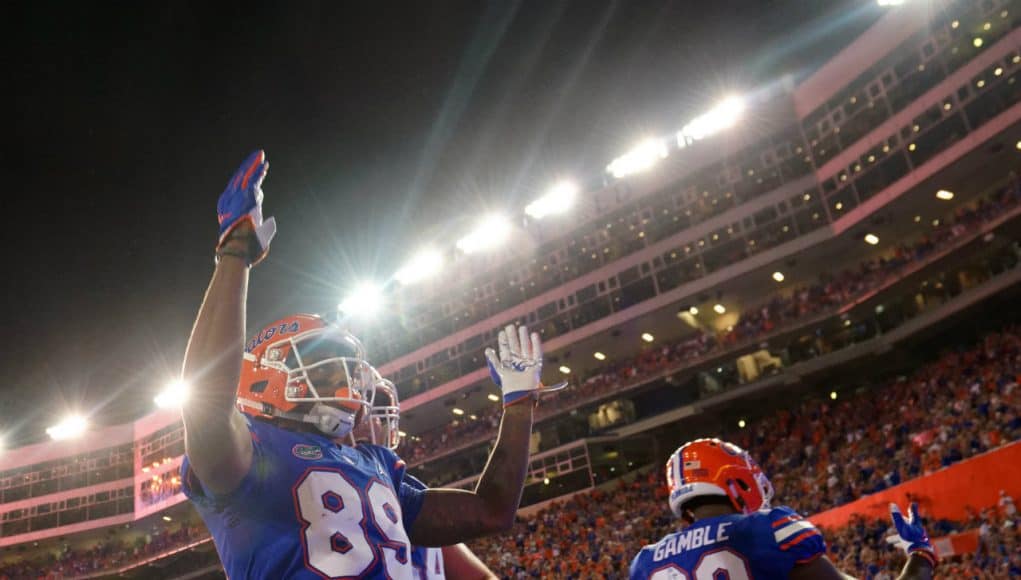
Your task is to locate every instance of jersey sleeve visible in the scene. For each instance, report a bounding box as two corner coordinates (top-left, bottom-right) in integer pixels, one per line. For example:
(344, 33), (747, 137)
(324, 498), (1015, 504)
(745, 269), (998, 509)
(363, 445), (426, 531)
(628, 547), (651, 580)
(180, 416), (267, 508)
(766, 506), (826, 566)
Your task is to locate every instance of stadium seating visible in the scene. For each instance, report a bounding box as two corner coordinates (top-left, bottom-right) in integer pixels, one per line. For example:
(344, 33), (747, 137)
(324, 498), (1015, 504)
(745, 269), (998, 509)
(402, 183), (1021, 467)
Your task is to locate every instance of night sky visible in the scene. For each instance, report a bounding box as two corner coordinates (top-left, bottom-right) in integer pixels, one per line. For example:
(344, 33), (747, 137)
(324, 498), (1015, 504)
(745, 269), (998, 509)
(5, 0), (880, 445)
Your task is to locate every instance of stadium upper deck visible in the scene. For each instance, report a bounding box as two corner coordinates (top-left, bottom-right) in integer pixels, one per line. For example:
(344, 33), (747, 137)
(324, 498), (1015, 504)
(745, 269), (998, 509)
(0, 0), (1019, 556)
(366, 0), (1021, 418)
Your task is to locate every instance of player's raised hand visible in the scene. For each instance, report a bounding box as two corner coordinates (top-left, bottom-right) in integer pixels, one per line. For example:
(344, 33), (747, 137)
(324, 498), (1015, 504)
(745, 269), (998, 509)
(887, 502), (938, 568)
(216, 150), (277, 266)
(484, 324), (566, 407)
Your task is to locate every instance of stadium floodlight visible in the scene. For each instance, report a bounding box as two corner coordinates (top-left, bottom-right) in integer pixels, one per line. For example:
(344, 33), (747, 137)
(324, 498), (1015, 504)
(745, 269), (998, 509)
(46, 414), (88, 441)
(452, 407), (465, 416)
(738, 419), (747, 428)
(558, 365), (571, 374)
(525, 181), (579, 219)
(677, 96), (745, 147)
(1016, 140), (1021, 151)
(864, 233), (880, 245)
(772, 271), (785, 282)
(606, 138), (669, 178)
(830, 391), (838, 400)
(395, 247), (444, 285)
(936, 189), (954, 201)
(339, 282), (384, 318)
(456, 214), (511, 254)
(593, 351), (607, 361)
(487, 393), (500, 402)
(713, 303), (726, 314)
(641, 333), (654, 343)
(154, 379), (190, 409)
(688, 306), (699, 315)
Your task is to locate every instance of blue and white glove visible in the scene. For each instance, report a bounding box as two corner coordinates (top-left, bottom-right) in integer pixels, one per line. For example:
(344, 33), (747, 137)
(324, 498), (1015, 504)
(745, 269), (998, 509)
(216, 150), (277, 266)
(485, 324), (567, 407)
(887, 502), (937, 567)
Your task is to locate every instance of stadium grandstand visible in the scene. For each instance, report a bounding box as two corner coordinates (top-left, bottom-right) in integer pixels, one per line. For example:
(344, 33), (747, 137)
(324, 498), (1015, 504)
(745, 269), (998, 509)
(3, 0), (1021, 577)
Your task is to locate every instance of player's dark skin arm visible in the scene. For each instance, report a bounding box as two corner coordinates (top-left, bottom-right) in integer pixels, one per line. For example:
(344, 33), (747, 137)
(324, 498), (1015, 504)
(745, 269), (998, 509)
(408, 402), (533, 546)
(790, 553), (933, 580)
(179, 225), (255, 495)
(441, 544), (499, 580)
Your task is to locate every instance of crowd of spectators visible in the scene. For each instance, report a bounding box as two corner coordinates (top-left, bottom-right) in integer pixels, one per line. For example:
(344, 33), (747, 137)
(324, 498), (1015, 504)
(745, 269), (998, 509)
(741, 327), (1021, 516)
(467, 324), (1021, 577)
(0, 523), (205, 579)
(139, 468), (183, 507)
(402, 183), (1021, 465)
(469, 470), (1021, 579)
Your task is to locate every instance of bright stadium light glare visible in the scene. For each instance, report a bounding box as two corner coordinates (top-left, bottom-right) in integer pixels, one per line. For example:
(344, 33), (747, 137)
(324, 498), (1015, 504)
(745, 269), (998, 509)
(456, 214), (511, 254)
(487, 393), (500, 402)
(154, 379), (190, 409)
(606, 137), (669, 178)
(339, 282), (384, 318)
(688, 306), (699, 315)
(641, 333), (654, 343)
(936, 189), (954, 201)
(558, 365), (571, 375)
(46, 414), (88, 441)
(772, 271), (785, 282)
(713, 303), (726, 315)
(593, 351), (607, 361)
(864, 233), (880, 245)
(677, 95), (745, 147)
(395, 247), (444, 285)
(525, 181), (579, 219)
(452, 407), (465, 416)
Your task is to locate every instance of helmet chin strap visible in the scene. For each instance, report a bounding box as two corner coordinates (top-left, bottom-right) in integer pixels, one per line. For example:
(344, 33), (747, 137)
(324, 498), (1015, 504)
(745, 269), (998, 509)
(304, 403), (356, 437)
(237, 397), (356, 438)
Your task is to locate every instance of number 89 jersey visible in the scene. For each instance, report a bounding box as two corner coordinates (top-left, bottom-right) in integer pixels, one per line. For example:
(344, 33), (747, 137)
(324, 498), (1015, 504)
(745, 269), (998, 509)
(181, 416), (425, 579)
(629, 507), (826, 580)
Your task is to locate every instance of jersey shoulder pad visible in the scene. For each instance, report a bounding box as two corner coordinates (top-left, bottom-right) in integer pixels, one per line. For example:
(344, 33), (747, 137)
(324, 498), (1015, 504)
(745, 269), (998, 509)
(761, 506), (826, 564)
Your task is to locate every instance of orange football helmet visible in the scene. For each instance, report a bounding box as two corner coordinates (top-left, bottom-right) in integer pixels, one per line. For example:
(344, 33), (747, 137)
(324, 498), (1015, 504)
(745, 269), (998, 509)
(666, 438), (774, 518)
(235, 314), (378, 437)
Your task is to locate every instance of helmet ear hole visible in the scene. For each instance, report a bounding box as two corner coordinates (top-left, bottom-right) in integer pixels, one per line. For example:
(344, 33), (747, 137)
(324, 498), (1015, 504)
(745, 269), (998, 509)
(736, 478), (751, 492)
(250, 380), (269, 394)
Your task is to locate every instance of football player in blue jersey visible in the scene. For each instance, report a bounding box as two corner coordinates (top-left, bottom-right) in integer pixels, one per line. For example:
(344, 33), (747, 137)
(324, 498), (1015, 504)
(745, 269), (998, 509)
(630, 438), (938, 580)
(179, 150), (558, 579)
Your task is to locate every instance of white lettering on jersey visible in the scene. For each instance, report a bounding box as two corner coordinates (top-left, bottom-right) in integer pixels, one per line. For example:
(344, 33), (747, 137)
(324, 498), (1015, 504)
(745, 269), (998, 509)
(691, 527), (705, 550)
(717, 521), (732, 542)
(652, 522), (733, 562)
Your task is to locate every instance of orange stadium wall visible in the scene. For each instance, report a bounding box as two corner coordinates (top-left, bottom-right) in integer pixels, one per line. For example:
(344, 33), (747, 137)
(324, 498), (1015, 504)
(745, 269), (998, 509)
(809, 441), (1021, 529)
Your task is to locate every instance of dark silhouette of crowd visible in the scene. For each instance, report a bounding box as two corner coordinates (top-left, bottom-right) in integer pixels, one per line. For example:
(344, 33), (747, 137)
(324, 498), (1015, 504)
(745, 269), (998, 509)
(0, 523), (205, 579)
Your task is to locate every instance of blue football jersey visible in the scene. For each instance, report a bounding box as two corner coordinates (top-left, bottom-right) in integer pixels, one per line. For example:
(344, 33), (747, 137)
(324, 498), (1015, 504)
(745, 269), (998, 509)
(182, 416), (425, 579)
(629, 506), (826, 579)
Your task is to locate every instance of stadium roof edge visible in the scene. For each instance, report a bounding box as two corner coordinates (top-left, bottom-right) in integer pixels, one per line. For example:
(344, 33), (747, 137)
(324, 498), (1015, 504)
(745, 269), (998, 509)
(793, 5), (928, 118)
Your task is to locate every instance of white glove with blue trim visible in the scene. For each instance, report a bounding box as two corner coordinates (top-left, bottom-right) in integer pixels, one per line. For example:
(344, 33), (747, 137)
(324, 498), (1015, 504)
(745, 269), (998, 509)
(485, 324), (566, 407)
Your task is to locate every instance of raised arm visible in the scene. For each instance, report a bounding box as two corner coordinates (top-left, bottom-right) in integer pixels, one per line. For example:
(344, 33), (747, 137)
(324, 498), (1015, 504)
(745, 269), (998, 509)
(790, 503), (935, 580)
(180, 150), (276, 495)
(408, 324), (562, 546)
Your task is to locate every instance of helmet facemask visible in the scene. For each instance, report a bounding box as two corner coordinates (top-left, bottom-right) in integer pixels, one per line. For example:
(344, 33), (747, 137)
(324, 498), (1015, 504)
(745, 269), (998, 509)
(261, 327), (376, 438)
